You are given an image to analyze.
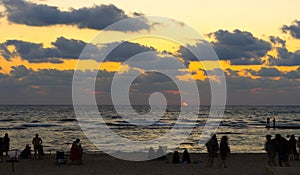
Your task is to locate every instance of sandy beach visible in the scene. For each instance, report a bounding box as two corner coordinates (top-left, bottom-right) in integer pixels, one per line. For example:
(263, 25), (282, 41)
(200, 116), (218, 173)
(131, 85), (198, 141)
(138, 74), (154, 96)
(0, 153), (299, 175)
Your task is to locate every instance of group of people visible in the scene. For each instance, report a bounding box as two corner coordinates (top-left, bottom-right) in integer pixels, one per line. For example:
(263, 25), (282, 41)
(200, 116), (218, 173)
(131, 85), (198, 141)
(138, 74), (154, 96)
(205, 135), (230, 168)
(1, 133), (83, 164)
(266, 117), (276, 128)
(0, 133), (10, 162)
(265, 133), (300, 167)
(19, 133), (44, 160)
(70, 138), (83, 163)
(148, 134), (230, 167)
(4, 131), (300, 168)
(172, 148), (191, 164)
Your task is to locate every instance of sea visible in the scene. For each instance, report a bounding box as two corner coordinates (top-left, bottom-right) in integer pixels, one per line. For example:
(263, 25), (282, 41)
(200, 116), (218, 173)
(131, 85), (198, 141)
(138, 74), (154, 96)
(0, 105), (300, 154)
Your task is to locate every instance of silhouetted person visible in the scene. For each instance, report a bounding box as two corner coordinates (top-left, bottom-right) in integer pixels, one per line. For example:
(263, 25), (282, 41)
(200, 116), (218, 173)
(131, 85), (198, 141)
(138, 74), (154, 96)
(275, 134), (289, 167)
(206, 134), (219, 167)
(70, 138), (83, 164)
(266, 118), (270, 128)
(172, 151), (180, 164)
(3, 133), (10, 156)
(288, 134), (299, 160)
(220, 136), (230, 168)
(0, 137), (3, 162)
(272, 118), (276, 128)
(32, 134), (43, 159)
(156, 146), (166, 160)
(182, 148), (191, 164)
(148, 147), (156, 160)
(20, 145), (31, 159)
(265, 135), (276, 166)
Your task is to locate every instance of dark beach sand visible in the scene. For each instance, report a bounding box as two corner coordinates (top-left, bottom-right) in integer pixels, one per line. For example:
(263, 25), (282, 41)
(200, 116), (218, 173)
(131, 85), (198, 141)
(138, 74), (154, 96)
(0, 153), (299, 175)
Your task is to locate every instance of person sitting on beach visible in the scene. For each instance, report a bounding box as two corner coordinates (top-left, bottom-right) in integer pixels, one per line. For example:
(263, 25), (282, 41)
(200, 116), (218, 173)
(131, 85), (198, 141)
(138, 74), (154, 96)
(148, 147), (156, 160)
(172, 150), (180, 164)
(38, 144), (45, 157)
(3, 133), (10, 156)
(70, 138), (83, 164)
(156, 146), (166, 160)
(205, 134), (219, 167)
(288, 134), (299, 160)
(32, 134), (43, 159)
(264, 135), (276, 166)
(275, 134), (289, 167)
(0, 137), (3, 162)
(220, 136), (230, 168)
(181, 148), (191, 164)
(20, 144), (31, 159)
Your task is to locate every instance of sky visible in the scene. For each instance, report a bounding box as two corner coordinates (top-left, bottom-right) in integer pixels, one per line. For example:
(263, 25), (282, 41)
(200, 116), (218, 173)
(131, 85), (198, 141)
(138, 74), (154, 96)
(1, 0), (300, 105)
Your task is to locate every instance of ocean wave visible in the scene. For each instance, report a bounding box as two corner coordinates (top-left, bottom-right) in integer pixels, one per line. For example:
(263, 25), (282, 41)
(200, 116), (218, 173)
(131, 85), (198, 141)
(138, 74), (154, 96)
(59, 118), (78, 122)
(0, 126), (26, 130)
(21, 123), (57, 128)
(216, 132), (243, 135)
(0, 119), (14, 122)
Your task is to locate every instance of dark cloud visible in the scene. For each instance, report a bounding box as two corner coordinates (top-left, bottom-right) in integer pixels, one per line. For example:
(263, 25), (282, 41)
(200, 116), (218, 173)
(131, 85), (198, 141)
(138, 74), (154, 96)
(0, 37), (88, 63)
(129, 72), (180, 105)
(268, 47), (300, 66)
(269, 36), (286, 47)
(208, 29), (272, 65)
(104, 41), (155, 62)
(2, 0), (151, 32)
(3, 40), (63, 63)
(0, 65), (117, 104)
(1, 65), (300, 105)
(0, 66), (184, 105)
(0, 66), (73, 104)
(229, 58), (263, 65)
(224, 73), (300, 105)
(283, 67), (300, 79)
(253, 67), (282, 77)
(282, 20), (300, 39)
(0, 37), (158, 63)
(225, 68), (239, 77)
(51, 37), (86, 59)
(177, 40), (218, 62)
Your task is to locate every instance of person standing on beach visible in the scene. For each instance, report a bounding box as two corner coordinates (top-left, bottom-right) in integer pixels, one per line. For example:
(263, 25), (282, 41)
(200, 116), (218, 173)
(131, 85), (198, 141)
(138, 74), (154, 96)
(288, 134), (299, 160)
(266, 118), (270, 128)
(32, 134), (43, 159)
(275, 134), (289, 167)
(205, 134), (219, 167)
(220, 136), (230, 168)
(264, 135), (276, 166)
(3, 133), (10, 156)
(272, 118), (276, 128)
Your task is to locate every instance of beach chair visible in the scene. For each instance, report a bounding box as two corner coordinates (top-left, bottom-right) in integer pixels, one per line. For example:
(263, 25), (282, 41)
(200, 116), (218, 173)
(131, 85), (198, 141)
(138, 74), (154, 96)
(56, 151), (67, 165)
(6, 149), (20, 172)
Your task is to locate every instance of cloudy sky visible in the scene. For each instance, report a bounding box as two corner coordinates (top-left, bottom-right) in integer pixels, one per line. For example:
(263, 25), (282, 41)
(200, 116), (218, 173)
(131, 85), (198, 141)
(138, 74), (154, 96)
(1, 0), (300, 105)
